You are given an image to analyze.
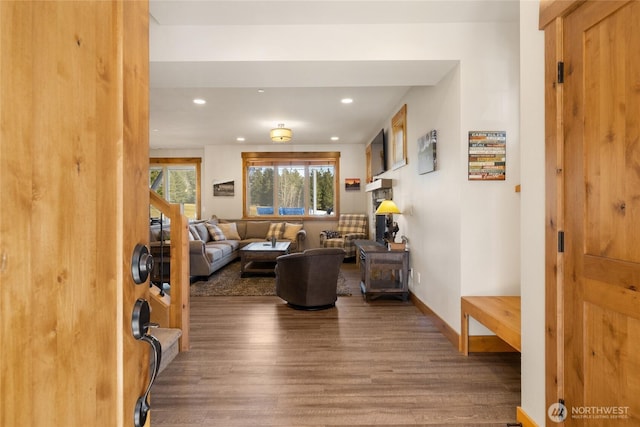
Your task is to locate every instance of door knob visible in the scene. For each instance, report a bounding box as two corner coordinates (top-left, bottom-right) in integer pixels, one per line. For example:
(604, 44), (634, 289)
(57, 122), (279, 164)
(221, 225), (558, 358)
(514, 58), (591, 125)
(131, 243), (154, 284)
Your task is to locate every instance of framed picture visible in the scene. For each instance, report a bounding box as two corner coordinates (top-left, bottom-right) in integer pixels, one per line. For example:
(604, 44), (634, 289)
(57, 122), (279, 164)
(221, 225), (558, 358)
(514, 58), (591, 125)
(391, 104), (407, 170)
(468, 131), (506, 180)
(417, 129), (437, 174)
(213, 180), (235, 196)
(345, 178), (361, 191)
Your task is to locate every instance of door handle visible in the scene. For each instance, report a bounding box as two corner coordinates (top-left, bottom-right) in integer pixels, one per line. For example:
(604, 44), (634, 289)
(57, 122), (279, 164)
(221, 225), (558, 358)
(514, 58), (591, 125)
(131, 243), (154, 284)
(131, 298), (162, 427)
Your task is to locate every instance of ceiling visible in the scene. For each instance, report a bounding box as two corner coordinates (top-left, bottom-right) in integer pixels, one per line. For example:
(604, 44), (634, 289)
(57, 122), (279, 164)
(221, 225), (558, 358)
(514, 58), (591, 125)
(149, 0), (519, 149)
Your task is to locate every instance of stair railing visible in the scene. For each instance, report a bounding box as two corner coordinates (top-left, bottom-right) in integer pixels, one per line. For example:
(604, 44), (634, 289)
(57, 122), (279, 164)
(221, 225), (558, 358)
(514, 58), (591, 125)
(149, 190), (190, 351)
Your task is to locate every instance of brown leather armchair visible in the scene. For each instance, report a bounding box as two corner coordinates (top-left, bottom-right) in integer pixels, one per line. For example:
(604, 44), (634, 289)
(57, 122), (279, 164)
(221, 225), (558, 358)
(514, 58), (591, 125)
(275, 248), (346, 310)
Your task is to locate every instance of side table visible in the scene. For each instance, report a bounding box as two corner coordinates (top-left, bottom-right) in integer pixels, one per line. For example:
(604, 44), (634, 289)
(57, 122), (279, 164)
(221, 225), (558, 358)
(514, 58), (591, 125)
(355, 240), (409, 301)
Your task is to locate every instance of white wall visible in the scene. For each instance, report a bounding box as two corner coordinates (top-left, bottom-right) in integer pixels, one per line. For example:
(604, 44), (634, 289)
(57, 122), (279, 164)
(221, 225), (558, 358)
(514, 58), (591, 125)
(377, 68), (463, 332)
(458, 21), (522, 334)
(150, 148), (204, 158)
(520, 0), (546, 424)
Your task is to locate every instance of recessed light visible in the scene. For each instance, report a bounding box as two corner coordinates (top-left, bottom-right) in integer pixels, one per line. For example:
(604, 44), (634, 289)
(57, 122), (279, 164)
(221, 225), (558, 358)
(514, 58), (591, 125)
(257, 89), (265, 93)
(236, 137), (245, 142)
(331, 136), (339, 141)
(193, 98), (206, 105)
(341, 98), (353, 104)
(152, 129), (160, 132)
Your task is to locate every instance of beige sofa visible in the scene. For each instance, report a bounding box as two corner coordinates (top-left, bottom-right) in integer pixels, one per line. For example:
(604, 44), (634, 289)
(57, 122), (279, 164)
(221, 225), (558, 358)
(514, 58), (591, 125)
(150, 218), (306, 278)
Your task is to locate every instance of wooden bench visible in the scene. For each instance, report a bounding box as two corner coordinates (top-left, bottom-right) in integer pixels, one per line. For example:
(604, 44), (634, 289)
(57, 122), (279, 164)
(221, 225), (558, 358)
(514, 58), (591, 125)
(460, 296), (521, 356)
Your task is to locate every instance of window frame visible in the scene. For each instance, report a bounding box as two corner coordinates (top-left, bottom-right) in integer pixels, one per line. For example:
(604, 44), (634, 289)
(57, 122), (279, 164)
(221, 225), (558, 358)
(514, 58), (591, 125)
(242, 151), (340, 220)
(150, 157), (202, 220)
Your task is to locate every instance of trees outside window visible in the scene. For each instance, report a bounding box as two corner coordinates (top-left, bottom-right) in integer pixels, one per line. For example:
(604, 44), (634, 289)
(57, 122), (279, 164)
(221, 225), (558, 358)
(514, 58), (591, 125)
(149, 158), (201, 220)
(243, 152), (339, 218)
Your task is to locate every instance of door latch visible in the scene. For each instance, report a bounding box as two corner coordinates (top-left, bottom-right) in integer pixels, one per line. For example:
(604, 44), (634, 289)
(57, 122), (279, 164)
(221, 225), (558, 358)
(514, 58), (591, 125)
(131, 243), (154, 284)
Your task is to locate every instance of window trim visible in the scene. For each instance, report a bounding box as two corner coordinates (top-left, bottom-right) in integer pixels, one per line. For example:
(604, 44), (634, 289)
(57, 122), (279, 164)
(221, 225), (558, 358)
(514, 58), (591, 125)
(150, 157), (202, 219)
(241, 151), (340, 220)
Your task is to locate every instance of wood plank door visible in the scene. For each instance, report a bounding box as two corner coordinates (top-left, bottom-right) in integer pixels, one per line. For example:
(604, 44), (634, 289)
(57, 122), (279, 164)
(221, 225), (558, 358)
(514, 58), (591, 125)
(0, 2), (151, 426)
(561, 0), (640, 424)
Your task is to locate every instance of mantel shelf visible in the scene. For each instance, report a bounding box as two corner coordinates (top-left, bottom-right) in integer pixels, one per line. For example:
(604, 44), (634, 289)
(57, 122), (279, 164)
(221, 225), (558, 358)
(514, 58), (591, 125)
(365, 179), (392, 192)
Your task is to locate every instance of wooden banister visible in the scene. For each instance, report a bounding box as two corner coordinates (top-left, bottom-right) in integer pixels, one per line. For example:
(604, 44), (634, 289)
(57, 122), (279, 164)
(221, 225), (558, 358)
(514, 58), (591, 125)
(149, 190), (190, 351)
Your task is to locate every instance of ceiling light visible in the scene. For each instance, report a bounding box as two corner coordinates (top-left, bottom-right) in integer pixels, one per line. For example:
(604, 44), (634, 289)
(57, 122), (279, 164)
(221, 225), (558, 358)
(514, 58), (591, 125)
(341, 98), (353, 104)
(331, 136), (339, 141)
(257, 89), (265, 93)
(193, 98), (206, 105)
(270, 123), (293, 143)
(236, 137), (245, 142)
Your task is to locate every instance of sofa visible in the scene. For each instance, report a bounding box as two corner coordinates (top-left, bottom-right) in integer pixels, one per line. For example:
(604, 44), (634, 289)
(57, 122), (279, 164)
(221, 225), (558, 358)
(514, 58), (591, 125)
(150, 218), (306, 278)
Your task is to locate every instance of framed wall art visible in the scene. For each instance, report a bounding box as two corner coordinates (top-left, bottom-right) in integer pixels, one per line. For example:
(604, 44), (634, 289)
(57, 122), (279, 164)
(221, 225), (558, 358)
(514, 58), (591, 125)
(417, 129), (437, 174)
(213, 180), (235, 196)
(345, 178), (361, 191)
(391, 104), (407, 170)
(468, 131), (506, 180)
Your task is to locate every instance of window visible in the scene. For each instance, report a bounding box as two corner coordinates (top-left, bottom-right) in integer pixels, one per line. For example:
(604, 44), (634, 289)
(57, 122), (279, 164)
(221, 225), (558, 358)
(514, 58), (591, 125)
(149, 158), (201, 220)
(242, 152), (340, 218)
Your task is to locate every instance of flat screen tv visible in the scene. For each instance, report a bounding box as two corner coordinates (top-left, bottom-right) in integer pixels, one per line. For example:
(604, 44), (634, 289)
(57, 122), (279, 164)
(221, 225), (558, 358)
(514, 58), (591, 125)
(369, 128), (387, 177)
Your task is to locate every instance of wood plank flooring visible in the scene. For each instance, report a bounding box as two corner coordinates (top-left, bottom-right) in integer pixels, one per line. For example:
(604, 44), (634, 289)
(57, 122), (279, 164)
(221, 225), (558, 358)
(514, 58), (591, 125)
(151, 263), (520, 426)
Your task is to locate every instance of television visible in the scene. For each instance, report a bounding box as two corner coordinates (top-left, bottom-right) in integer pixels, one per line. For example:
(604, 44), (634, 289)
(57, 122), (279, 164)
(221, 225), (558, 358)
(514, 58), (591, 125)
(368, 128), (387, 177)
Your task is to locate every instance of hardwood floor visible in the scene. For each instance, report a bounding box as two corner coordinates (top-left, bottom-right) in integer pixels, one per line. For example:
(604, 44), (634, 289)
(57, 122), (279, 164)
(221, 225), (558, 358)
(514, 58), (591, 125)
(151, 263), (520, 426)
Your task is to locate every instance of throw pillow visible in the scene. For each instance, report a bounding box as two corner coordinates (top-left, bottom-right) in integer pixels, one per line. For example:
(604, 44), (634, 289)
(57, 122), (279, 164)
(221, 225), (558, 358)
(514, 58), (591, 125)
(192, 222), (210, 242)
(323, 230), (341, 239)
(206, 223), (227, 241)
(245, 221), (271, 239)
(266, 222), (285, 240)
(282, 223), (303, 241)
(217, 222), (241, 240)
(188, 225), (202, 241)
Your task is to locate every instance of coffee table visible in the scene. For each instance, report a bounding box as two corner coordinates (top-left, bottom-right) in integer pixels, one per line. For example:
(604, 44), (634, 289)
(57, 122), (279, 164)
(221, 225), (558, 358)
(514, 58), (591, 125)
(239, 241), (291, 277)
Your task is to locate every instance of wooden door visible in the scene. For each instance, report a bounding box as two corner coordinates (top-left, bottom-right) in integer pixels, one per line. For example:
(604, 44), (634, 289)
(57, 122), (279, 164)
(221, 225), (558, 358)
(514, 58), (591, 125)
(544, 1), (640, 424)
(0, 2), (150, 426)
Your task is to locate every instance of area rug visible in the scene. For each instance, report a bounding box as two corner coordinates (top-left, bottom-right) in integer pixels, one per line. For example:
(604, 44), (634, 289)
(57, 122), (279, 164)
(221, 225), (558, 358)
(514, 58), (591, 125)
(190, 260), (351, 297)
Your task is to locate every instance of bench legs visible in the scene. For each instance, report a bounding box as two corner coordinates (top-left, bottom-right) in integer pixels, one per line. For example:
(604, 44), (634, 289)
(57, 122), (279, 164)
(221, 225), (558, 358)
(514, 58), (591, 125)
(461, 310), (469, 356)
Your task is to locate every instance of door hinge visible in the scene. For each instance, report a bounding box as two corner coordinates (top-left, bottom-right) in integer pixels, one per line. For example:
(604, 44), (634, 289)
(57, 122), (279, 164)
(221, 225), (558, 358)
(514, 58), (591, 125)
(558, 231), (565, 253)
(557, 61), (564, 84)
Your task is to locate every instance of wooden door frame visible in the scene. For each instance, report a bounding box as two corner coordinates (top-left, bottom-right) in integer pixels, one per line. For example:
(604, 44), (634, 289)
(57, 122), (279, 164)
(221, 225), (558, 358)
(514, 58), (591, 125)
(540, 0), (582, 418)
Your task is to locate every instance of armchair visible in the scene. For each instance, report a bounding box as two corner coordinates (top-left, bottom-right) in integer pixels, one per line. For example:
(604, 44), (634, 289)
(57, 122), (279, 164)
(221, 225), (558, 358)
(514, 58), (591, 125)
(275, 248), (346, 310)
(319, 213), (368, 258)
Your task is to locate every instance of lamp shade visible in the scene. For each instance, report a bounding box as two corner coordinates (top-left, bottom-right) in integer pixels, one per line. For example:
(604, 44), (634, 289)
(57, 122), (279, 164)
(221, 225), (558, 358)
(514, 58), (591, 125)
(270, 124), (292, 142)
(375, 200), (401, 215)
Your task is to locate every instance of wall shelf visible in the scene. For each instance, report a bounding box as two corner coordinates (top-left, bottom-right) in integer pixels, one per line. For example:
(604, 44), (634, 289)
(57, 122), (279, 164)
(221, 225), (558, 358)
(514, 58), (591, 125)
(365, 179), (392, 192)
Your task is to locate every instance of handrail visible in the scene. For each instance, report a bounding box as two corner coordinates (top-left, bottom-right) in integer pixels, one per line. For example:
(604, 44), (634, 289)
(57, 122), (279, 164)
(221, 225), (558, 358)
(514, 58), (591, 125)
(149, 190), (190, 351)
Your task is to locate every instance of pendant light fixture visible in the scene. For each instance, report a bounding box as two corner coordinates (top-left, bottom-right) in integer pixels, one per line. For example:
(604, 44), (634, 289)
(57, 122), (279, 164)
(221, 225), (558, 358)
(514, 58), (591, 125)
(270, 123), (292, 142)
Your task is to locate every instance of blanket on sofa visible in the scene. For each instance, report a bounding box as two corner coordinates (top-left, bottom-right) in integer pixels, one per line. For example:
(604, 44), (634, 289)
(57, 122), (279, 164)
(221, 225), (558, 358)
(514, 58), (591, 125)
(190, 260), (351, 297)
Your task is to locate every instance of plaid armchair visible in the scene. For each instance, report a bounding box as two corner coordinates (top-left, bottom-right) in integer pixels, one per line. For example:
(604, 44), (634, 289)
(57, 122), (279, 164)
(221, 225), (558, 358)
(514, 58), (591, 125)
(319, 213), (368, 258)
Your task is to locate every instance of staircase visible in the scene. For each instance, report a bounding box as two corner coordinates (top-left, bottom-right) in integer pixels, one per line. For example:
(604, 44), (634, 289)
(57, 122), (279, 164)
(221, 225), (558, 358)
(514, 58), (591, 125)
(154, 327), (182, 374)
(148, 189), (190, 355)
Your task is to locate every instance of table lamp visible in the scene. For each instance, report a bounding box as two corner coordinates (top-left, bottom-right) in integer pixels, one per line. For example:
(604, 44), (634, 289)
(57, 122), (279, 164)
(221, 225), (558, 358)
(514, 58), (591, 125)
(375, 199), (401, 243)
